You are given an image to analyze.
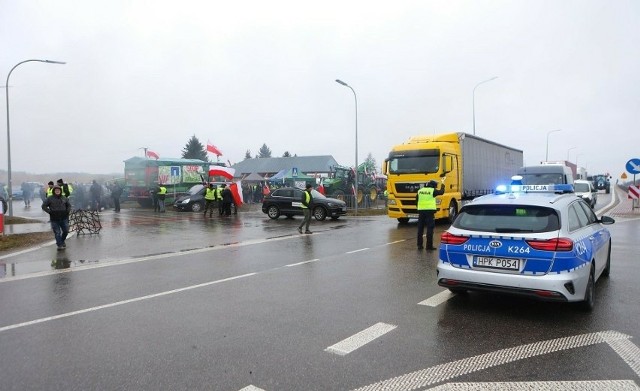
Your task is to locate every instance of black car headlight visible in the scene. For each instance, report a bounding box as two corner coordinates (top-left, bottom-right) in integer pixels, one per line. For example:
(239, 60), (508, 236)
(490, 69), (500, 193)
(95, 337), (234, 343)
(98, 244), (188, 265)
(180, 198), (190, 204)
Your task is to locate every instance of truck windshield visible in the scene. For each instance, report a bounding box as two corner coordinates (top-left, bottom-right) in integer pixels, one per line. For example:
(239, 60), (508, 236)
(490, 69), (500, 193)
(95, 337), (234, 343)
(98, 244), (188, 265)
(388, 150), (439, 174)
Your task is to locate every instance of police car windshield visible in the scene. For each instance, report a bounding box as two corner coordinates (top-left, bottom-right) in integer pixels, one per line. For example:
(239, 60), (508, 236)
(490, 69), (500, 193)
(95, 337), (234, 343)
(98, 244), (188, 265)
(453, 205), (560, 233)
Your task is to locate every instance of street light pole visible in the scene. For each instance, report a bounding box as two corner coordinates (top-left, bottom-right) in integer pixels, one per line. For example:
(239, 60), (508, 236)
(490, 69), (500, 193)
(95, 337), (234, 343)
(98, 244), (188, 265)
(472, 76), (498, 135)
(335, 79), (358, 216)
(545, 129), (562, 162)
(567, 147), (576, 161)
(5, 59), (65, 217)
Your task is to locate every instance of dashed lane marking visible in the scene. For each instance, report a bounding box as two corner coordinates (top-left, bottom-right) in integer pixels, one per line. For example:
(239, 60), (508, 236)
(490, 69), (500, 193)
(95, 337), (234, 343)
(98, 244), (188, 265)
(286, 259), (319, 267)
(351, 330), (633, 391)
(418, 290), (454, 307)
(346, 248), (370, 254)
(326, 322), (397, 356)
(0, 273), (256, 333)
(429, 380), (639, 390)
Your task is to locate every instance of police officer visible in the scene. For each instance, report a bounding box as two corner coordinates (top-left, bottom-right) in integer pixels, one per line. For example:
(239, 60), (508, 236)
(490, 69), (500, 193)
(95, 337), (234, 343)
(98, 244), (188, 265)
(297, 184), (313, 234)
(57, 178), (73, 198)
(157, 183), (167, 213)
(203, 183), (217, 218)
(216, 184), (225, 216)
(416, 179), (445, 250)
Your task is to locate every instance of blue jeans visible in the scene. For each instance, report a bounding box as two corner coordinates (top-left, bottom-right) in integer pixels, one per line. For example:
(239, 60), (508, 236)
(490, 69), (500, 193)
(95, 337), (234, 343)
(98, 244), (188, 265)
(51, 219), (69, 247)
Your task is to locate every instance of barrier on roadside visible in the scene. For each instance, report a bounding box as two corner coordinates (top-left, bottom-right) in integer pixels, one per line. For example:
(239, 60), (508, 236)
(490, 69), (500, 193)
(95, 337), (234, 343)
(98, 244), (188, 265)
(70, 209), (101, 235)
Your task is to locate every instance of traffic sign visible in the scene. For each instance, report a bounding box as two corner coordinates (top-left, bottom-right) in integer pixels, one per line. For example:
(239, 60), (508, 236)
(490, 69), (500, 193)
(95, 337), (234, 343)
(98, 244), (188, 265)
(626, 158), (640, 174)
(629, 185), (640, 200)
(621, 172), (627, 179)
(292, 167), (298, 177)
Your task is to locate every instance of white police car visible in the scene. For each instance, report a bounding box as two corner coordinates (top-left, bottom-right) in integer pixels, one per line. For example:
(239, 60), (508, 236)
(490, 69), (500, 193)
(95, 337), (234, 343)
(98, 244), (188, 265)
(437, 182), (615, 310)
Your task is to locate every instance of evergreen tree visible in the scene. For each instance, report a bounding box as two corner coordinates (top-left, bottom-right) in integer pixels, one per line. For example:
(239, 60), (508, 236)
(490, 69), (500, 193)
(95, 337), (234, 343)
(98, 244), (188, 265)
(258, 143), (272, 158)
(362, 153), (377, 174)
(244, 150), (252, 160)
(182, 135), (208, 161)
(283, 151), (291, 157)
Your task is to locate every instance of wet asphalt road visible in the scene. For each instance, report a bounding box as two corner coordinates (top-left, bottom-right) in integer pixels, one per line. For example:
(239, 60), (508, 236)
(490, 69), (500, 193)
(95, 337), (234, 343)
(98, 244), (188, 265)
(0, 193), (639, 390)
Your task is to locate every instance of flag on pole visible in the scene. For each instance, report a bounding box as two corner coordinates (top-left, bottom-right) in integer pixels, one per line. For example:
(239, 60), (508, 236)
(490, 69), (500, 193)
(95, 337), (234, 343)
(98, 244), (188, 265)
(230, 181), (244, 206)
(209, 166), (235, 180)
(147, 150), (160, 160)
(207, 142), (223, 156)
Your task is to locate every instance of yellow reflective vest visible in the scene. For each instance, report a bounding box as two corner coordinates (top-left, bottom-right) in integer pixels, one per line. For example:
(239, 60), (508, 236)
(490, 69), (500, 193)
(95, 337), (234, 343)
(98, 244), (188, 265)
(417, 187), (436, 210)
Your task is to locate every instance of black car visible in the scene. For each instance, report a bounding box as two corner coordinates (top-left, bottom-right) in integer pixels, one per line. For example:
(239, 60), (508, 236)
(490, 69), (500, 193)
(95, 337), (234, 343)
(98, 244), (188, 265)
(262, 187), (347, 221)
(174, 183), (235, 213)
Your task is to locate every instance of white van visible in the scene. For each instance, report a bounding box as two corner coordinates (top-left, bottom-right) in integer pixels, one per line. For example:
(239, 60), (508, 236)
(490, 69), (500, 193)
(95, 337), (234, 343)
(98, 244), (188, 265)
(517, 164), (575, 186)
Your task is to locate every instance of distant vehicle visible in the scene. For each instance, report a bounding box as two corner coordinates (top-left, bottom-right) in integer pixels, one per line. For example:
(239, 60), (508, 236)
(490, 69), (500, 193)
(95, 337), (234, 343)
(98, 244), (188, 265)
(517, 164), (575, 186)
(574, 179), (597, 208)
(382, 132), (523, 224)
(262, 187), (347, 221)
(437, 183), (614, 310)
(592, 174), (611, 194)
(173, 183), (235, 213)
(322, 163), (383, 206)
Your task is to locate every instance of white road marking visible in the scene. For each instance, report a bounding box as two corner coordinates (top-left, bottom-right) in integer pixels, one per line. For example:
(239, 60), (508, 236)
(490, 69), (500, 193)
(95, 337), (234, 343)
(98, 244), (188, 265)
(602, 332), (640, 378)
(0, 273), (256, 333)
(238, 386), (266, 391)
(418, 290), (454, 307)
(286, 259), (319, 267)
(429, 380), (639, 390)
(351, 330), (632, 391)
(346, 248), (370, 254)
(326, 322), (397, 356)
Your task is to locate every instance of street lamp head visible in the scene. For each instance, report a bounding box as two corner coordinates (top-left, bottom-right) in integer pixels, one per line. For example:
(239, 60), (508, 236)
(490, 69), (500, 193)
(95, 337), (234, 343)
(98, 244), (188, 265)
(335, 79), (348, 86)
(44, 60), (66, 65)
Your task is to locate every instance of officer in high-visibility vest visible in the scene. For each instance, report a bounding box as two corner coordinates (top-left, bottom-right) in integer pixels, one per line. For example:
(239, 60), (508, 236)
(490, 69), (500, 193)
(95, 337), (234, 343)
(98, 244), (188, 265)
(57, 178), (73, 198)
(204, 183), (217, 218)
(216, 184), (224, 216)
(415, 179), (445, 250)
(157, 184), (167, 213)
(45, 181), (55, 197)
(297, 184), (313, 234)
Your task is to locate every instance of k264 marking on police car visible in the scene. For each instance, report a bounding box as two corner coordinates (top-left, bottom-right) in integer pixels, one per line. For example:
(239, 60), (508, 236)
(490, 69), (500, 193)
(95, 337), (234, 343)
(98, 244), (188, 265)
(507, 246), (531, 254)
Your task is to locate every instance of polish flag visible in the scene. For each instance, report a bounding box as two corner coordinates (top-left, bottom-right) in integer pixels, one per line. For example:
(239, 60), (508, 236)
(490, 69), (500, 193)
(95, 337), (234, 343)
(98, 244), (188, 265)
(209, 166), (235, 180)
(230, 181), (244, 206)
(207, 142), (223, 156)
(147, 150), (160, 160)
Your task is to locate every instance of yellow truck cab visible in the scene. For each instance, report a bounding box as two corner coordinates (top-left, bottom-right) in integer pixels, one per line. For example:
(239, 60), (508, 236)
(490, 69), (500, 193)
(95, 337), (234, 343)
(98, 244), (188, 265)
(383, 132), (523, 224)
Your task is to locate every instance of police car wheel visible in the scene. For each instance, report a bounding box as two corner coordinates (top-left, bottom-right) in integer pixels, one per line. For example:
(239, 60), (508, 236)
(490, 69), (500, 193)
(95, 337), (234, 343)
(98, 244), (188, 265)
(580, 267), (595, 311)
(602, 242), (612, 277)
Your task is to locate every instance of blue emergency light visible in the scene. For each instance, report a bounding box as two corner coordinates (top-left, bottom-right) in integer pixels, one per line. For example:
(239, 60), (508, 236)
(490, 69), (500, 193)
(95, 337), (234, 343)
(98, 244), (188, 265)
(495, 176), (574, 194)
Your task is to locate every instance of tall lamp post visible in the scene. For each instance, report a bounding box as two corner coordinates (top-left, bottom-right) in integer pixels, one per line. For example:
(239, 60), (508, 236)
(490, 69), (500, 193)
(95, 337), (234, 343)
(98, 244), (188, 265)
(472, 76), (498, 135)
(567, 147), (576, 161)
(6, 59), (65, 217)
(335, 79), (358, 216)
(545, 129), (562, 162)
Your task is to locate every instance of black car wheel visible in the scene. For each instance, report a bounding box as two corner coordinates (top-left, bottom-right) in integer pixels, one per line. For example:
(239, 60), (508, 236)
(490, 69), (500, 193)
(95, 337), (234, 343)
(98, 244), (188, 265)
(191, 202), (203, 212)
(580, 265), (595, 311)
(267, 205), (280, 219)
(313, 206), (327, 221)
(602, 242), (611, 277)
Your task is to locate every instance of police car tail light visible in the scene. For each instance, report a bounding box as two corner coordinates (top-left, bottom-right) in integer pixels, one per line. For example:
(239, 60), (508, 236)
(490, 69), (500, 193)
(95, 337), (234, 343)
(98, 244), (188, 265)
(525, 238), (574, 252)
(441, 232), (470, 245)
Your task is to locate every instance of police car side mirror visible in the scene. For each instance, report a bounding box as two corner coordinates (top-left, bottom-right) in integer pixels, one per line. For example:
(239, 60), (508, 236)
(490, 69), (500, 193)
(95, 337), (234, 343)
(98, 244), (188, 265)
(599, 216), (615, 225)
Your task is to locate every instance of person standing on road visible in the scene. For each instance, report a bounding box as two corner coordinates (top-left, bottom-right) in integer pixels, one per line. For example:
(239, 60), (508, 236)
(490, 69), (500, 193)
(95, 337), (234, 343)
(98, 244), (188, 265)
(21, 182), (33, 208)
(203, 183), (217, 218)
(44, 181), (55, 198)
(90, 180), (102, 211)
(416, 179), (445, 250)
(157, 183), (167, 213)
(57, 178), (73, 198)
(297, 184), (313, 234)
(217, 184), (225, 216)
(221, 184), (233, 216)
(111, 182), (123, 212)
(42, 185), (71, 251)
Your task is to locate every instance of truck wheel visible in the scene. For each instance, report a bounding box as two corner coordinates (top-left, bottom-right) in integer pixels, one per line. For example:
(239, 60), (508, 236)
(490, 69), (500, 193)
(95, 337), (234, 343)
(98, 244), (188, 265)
(447, 200), (458, 223)
(397, 218), (409, 224)
(333, 189), (345, 202)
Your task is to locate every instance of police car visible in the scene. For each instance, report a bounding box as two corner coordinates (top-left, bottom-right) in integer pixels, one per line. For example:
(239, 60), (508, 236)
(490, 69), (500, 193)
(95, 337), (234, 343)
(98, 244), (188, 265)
(437, 180), (615, 310)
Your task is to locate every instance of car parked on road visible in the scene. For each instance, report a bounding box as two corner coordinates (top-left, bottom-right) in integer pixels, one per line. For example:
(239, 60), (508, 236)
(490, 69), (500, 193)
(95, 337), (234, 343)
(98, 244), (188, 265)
(437, 182), (614, 310)
(262, 187), (347, 221)
(573, 179), (597, 208)
(174, 183), (235, 213)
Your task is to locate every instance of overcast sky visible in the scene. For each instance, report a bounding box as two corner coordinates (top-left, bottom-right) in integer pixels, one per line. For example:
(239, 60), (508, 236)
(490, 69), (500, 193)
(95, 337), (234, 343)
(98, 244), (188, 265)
(1, 0), (639, 178)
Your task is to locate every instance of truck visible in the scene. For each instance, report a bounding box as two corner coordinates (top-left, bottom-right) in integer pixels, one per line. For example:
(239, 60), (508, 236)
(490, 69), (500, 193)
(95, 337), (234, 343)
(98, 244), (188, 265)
(124, 157), (210, 207)
(322, 163), (384, 206)
(382, 132), (523, 223)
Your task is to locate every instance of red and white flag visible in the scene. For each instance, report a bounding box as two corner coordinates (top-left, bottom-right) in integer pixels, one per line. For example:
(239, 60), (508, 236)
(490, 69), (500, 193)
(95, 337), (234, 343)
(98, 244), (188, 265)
(207, 142), (223, 156)
(147, 150), (160, 160)
(230, 181), (244, 206)
(209, 166), (235, 180)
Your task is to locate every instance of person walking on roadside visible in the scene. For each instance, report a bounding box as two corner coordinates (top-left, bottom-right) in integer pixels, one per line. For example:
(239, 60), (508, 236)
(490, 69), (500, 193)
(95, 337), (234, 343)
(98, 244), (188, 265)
(21, 182), (33, 208)
(42, 186), (71, 250)
(416, 179), (445, 250)
(203, 183), (217, 218)
(157, 183), (167, 212)
(297, 184), (313, 234)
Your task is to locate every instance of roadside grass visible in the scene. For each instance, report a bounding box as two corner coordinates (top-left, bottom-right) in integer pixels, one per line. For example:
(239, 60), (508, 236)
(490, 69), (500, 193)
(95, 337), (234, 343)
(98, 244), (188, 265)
(0, 216), (52, 253)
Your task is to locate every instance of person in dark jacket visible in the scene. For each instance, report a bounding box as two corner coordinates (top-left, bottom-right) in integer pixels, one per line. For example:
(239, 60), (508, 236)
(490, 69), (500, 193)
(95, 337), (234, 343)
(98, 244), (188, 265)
(42, 186), (71, 250)
(297, 184), (314, 234)
(111, 182), (123, 212)
(221, 184), (233, 216)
